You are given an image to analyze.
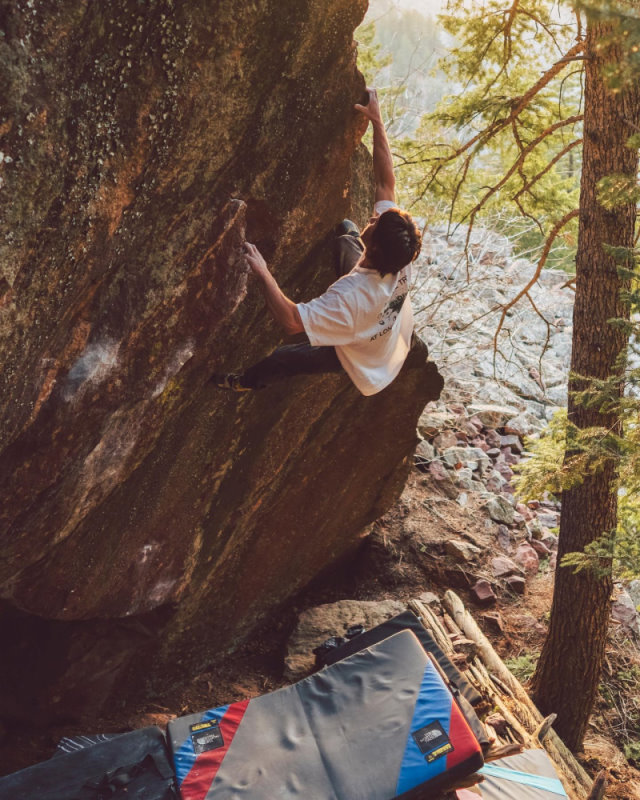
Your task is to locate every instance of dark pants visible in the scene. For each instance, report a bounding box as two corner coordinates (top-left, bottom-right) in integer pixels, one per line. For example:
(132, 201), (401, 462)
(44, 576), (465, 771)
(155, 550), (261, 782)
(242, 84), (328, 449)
(240, 228), (364, 389)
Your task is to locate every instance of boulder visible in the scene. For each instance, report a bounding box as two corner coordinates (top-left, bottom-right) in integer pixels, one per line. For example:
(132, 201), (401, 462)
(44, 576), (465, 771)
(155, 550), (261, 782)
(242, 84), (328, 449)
(503, 413), (543, 437)
(418, 409), (454, 438)
(416, 440), (435, 461)
(470, 579), (497, 607)
(501, 448), (520, 465)
(499, 434), (524, 454)
(536, 510), (559, 529)
(496, 525), (514, 553)
(516, 502), (534, 522)
(428, 462), (459, 499)
(433, 430), (459, 450)
(505, 575), (526, 595)
(611, 590), (640, 638)
(530, 539), (552, 557)
(0, 0), (444, 719)
(453, 468), (474, 490)
(628, 579), (640, 611)
(284, 599), (405, 681)
(443, 446), (490, 471)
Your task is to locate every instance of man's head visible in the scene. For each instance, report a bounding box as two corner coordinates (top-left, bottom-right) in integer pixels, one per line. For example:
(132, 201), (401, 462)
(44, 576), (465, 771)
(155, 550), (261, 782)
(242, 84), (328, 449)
(361, 209), (422, 276)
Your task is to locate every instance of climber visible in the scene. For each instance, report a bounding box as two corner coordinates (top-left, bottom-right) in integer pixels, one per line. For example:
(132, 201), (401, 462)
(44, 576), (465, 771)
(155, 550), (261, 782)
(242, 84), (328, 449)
(212, 87), (422, 397)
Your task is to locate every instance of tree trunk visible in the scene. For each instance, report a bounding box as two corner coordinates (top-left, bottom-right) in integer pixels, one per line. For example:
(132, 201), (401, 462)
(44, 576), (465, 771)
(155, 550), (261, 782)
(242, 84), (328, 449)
(531, 18), (640, 751)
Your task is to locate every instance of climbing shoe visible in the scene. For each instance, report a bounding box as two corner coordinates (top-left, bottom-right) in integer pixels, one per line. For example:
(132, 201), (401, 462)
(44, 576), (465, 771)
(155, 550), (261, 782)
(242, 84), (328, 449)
(211, 373), (252, 392)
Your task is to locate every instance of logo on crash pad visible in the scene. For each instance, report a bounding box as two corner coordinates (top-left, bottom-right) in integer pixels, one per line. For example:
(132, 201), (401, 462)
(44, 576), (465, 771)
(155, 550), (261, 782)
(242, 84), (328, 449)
(412, 720), (454, 763)
(190, 720), (225, 754)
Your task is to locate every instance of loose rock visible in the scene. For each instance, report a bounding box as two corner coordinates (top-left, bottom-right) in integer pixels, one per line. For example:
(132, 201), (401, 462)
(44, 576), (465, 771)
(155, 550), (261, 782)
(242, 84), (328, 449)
(484, 494), (515, 524)
(505, 575), (526, 594)
(471, 579), (497, 606)
(514, 543), (540, 574)
(446, 539), (482, 563)
(491, 555), (522, 578)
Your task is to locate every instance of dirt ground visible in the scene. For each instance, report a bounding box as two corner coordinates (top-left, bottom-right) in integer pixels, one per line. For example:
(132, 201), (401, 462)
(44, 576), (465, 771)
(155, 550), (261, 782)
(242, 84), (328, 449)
(2, 468), (640, 798)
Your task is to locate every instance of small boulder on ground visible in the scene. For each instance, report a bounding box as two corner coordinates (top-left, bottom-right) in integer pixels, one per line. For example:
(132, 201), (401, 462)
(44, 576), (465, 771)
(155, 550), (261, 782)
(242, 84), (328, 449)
(446, 539), (483, 563)
(611, 589), (640, 638)
(496, 524), (514, 553)
(467, 403), (520, 428)
(471, 579), (497, 606)
(514, 542), (540, 574)
(433, 430), (458, 450)
(416, 440), (435, 461)
(505, 575), (526, 594)
(485, 429), (502, 449)
(484, 494), (515, 524)
(504, 413), (542, 437)
(491, 555), (522, 578)
(499, 434), (523, 453)
(530, 539), (552, 557)
(284, 599), (405, 681)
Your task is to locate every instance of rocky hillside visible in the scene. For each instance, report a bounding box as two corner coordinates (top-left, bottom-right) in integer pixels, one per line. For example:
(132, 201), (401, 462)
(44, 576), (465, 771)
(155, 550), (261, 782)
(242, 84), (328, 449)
(0, 0), (442, 722)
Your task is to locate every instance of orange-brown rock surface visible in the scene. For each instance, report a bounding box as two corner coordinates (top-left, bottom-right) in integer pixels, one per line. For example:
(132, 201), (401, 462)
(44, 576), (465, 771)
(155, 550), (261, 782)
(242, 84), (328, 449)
(0, 0), (442, 719)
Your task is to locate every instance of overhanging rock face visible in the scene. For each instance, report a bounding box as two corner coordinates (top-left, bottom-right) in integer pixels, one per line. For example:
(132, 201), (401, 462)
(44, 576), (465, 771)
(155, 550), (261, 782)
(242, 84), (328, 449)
(0, 0), (443, 714)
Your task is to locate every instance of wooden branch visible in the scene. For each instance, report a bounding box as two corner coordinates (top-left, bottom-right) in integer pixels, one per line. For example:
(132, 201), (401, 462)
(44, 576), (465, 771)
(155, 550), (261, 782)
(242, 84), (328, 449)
(514, 138), (583, 200)
(525, 291), (553, 379)
(426, 40), (585, 189)
(443, 591), (593, 797)
(586, 771), (607, 800)
(518, 7), (564, 53)
(534, 713), (558, 743)
(454, 115), (582, 236)
(493, 209), (579, 351)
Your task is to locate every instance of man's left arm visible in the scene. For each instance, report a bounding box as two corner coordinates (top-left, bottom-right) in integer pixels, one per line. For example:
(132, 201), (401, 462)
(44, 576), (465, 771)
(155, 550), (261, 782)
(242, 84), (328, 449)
(244, 242), (304, 336)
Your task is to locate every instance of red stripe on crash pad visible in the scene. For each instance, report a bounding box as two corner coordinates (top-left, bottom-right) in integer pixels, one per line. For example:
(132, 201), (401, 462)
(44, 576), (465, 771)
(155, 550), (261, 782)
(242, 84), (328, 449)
(446, 699), (481, 770)
(180, 699), (250, 800)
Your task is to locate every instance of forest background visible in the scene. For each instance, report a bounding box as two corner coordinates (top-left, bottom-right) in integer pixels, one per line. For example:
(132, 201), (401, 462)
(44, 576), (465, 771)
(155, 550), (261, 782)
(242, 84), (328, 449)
(361, 0), (640, 755)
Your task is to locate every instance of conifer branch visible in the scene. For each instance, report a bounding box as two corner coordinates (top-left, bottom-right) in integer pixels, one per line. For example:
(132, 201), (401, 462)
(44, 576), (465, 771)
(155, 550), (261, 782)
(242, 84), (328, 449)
(464, 113), (584, 214)
(456, 116), (583, 261)
(518, 8), (564, 54)
(493, 209), (580, 351)
(513, 138), (583, 200)
(425, 40), (585, 192)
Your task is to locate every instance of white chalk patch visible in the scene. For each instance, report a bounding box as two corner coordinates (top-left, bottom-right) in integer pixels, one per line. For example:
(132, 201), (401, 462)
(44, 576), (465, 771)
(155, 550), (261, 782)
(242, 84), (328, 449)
(138, 542), (159, 565)
(63, 339), (120, 401)
(147, 578), (177, 605)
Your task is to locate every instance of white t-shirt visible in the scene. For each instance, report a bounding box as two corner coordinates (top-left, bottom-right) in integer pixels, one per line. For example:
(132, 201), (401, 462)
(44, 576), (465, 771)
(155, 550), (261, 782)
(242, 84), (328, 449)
(297, 201), (414, 396)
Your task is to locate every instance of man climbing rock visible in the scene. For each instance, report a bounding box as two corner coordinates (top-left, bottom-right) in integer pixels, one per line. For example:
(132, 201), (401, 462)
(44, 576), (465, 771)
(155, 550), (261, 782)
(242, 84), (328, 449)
(213, 87), (422, 396)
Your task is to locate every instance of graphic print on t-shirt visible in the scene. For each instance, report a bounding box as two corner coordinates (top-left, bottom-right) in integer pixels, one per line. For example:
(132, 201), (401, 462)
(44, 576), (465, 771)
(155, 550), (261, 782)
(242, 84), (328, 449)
(370, 272), (408, 342)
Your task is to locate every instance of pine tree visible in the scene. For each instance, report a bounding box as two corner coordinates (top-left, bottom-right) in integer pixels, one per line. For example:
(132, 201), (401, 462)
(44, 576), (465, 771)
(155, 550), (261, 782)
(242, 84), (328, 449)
(529, 3), (640, 750)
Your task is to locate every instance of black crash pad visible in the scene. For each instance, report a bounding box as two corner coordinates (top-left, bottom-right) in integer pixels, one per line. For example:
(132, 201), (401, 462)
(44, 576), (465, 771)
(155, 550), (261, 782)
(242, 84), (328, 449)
(0, 725), (178, 800)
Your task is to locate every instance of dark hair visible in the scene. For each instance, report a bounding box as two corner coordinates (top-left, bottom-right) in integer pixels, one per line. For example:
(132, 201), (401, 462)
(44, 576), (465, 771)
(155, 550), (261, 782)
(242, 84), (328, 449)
(369, 209), (422, 276)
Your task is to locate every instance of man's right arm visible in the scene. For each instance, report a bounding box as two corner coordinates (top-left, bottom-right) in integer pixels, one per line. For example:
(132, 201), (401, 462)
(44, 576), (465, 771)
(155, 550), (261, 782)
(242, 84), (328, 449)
(354, 88), (396, 204)
(244, 243), (304, 336)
